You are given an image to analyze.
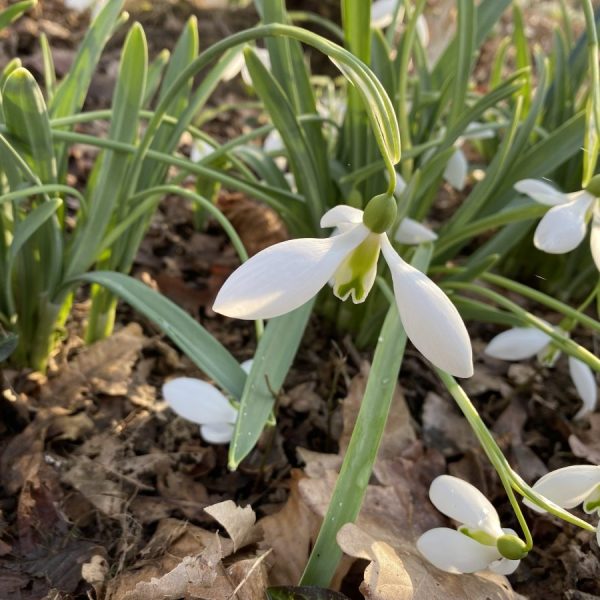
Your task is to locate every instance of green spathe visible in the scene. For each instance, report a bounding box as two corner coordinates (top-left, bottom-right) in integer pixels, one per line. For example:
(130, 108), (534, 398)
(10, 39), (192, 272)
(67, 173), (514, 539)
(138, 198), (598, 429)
(496, 533), (528, 560)
(362, 193), (397, 233)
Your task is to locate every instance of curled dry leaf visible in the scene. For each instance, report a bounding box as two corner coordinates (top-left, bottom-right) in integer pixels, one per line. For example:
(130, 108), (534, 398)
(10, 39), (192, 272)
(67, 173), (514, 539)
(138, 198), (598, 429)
(337, 523), (521, 600)
(204, 499), (259, 553)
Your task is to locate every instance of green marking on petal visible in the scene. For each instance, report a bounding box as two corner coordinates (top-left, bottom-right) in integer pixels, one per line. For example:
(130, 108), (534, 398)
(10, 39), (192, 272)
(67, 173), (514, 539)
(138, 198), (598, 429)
(458, 526), (497, 547)
(333, 234), (380, 304)
(584, 485), (600, 515)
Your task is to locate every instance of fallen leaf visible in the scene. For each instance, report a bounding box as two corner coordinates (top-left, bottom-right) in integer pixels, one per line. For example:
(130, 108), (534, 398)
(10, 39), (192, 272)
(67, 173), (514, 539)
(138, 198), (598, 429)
(204, 500), (259, 553)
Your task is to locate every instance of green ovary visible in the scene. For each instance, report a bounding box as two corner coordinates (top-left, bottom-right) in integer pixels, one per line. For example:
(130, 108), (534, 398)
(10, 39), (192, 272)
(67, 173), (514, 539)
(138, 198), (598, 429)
(333, 234), (381, 303)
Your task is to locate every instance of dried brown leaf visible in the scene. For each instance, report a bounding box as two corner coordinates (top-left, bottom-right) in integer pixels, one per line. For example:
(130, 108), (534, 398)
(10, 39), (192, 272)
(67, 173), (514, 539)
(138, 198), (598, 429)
(204, 500), (259, 553)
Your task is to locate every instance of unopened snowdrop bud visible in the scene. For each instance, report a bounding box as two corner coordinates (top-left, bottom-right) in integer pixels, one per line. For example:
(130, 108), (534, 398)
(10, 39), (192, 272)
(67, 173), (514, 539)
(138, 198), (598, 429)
(585, 175), (600, 198)
(363, 193), (397, 233)
(496, 534), (528, 561)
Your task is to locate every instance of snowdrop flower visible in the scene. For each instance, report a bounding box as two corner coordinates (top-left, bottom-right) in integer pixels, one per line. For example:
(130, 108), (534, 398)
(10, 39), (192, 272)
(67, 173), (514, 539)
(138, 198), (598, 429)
(190, 139), (216, 163)
(417, 475), (526, 574)
(444, 123), (495, 191)
(524, 465), (600, 544)
(514, 177), (600, 270)
(371, 0), (430, 47)
(485, 326), (597, 419)
(213, 200), (473, 377)
(65, 0), (106, 17)
(241, 47), (270, 87)
(162, 360), (253, 444)
(263, 129), (287, 171)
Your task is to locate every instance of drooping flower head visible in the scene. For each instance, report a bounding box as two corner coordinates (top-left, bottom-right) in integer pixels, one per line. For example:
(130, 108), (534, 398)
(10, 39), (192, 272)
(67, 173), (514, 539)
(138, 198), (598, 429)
(213, 199), (473, 378)
(417, 475), (527, 574)
(485, 326), (597, 419)
(514, 176), (600, 270)
(524, 465), (600, 545)
(162, 360), (253, 444)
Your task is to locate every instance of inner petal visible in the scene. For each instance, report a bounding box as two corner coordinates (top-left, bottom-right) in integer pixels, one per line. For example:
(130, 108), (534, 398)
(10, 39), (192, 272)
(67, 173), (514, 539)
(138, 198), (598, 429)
(333, 233), (381, 304)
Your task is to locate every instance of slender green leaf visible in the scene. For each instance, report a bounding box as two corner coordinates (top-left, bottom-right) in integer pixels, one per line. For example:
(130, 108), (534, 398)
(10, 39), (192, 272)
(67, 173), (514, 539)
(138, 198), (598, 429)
(0, 0), (36, 31)
(228, 299), (314, 469)
(78, 272), (246, 398)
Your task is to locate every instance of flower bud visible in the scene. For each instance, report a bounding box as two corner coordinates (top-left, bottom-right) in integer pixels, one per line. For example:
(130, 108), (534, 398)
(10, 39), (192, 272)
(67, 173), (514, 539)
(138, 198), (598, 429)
(496, 533), (528, 560)
(585, 175), (600, 198)
(363, 193), (397, 234)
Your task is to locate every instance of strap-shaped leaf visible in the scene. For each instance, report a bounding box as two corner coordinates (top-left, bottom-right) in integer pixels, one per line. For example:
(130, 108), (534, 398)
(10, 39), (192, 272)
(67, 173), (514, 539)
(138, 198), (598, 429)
(67, 22), (147, 278)
(0, 0), (35, 31)
(228, 299), (314, 470)
(78, 271), (246, 399)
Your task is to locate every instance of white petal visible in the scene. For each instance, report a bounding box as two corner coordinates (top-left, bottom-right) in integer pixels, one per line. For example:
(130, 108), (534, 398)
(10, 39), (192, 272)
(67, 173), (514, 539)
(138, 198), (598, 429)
(191, 139), (214, 163)
(429, 475), (503, 538)
(417, 528), (500, 574)
(320, 205), (364, 228)
(394, 218), (438, 245)
(263, 129), (284, 153)
(200, 423), (235, 444)
(443, 149), (468, 191)
(569, 357), (597, 418)
(221, 49), (245, 82)
(416, 14), (430, 47)
(371, 0), (398, 28)
(162, 378), (237, 425)
(380, 236), (473, 377)
(534, 192), (595, 254)
(484, 327), (550, 361)
(514, 179), (568, 207)
(213, 225), (369, 319)
(525, 465), (600, 512)
(65, 0), (96, 10)
(464, 122), (495, 140)
(240, 359), (254, 374)
(489, 558), (521, 575)
(591, 207), (600, 271)
(241, 47), (270, 86)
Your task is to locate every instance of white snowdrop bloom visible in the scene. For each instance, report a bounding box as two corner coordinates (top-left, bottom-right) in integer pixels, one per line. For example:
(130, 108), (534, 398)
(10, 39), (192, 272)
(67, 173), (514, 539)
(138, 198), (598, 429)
(190, 139), (215, 163)
(514, 178), (600, 270)
(241, 47), (270, 87)
(263, 129), (287, 171)
(444, 122), (495, 191)
(65, 0), (106, 17)
(394, 217), (438, 245)
(417, 475), (525, 575)
(162, 360), (253, 444)
(485, 326), (597, 419)
(317, 95), (347, 127)
(524, 465), (600, 544)
(370, 0), (429, 47)
(221, 49), (246, 82)
(213, 203), (473, 377)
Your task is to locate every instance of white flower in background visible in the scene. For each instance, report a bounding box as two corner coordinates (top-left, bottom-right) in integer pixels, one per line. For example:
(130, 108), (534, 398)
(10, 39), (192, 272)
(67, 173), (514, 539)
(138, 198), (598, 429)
(443, 123), (495, 191)
(190, 139), (216, 163)
(162, 360), (253, 444)
(241, 47), (270, 87)
(485, 326), (597, 419)
(213, 204), (473, 377)
(263, 129), (287, 171)
(417, 475), (525, 575)
(316, 94), (347, 127)
(514, 179), (600, 270)
(524, 465), (600, 544)
(65, 0), (106, 16)
(370, 0), (430, 47)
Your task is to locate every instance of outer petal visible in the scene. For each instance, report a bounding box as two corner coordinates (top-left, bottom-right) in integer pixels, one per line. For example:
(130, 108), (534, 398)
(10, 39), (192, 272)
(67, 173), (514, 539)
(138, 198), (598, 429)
(484, 327), (550, 361)
(221, 49), (245, 82)
(371, 0), (398, 28)
(200, 423), (235, 444)
(533, 192), (595, 254)
(444, 149), (468, 191)
(380, 236), (473, 377)
(464, 122), (495, 141)
(489, 558), (521, 575)
(191, 139), (214, 163)
(162, 377), (237, 425)
(569, 357), (597, 418)
(591, 207), (600, 271)
(416, 14), (430, 47)
(429, 475), (503, 538)
(240, 359), (254, 374)
(320, 205), (364, 228)
(394, 218), (438, 245)
(514, 179), (568, 206)
(213, 225), (369, 319)
(524, 465), (600, 512)
(65, 0), (97, 10)
(417, 528), (500, 574)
